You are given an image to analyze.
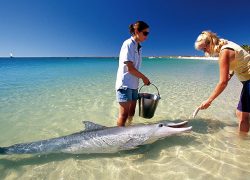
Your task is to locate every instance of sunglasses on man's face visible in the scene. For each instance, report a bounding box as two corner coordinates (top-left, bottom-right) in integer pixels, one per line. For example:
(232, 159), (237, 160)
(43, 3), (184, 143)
(142, 31), (149, 36)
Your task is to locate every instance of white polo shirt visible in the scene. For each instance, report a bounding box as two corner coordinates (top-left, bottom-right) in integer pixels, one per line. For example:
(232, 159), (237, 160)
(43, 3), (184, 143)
(115, 37), (142, 90)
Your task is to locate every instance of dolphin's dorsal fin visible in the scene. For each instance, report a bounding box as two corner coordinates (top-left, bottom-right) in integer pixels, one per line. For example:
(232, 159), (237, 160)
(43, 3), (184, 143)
(82, 121), (107, 131)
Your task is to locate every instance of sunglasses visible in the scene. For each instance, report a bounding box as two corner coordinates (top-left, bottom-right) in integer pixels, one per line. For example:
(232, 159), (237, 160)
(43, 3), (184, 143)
(142, 31), (149, 36)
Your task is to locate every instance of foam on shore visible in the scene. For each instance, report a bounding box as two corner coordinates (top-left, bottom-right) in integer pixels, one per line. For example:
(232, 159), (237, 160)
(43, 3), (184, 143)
(174, 56), (218, 60)
(147, 56), (218, 60)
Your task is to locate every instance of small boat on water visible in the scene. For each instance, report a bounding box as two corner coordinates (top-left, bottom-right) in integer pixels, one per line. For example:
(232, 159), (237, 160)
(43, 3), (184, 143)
(9, 53), (13, 58)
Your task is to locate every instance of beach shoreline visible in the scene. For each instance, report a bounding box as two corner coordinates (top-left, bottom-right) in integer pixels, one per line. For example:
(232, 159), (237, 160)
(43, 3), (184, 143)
(148, 56), (218, 60)
(175, 56), (218, 60)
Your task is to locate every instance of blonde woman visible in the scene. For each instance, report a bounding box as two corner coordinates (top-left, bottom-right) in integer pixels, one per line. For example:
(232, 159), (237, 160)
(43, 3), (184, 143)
(195, 31), (250, 133)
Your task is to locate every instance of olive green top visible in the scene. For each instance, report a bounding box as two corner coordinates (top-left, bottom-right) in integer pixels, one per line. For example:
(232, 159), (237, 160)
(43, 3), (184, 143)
(221, 41), (250, 81)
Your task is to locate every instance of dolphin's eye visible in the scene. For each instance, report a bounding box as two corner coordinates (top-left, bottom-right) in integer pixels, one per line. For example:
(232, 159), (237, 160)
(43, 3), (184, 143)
(158, 123), (163, 127)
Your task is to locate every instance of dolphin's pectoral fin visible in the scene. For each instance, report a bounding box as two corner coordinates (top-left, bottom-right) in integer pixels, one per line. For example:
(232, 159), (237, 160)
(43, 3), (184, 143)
(166, 121), (188, 128)
(120, 135), (149, 150)
(82, 121), (107, 131)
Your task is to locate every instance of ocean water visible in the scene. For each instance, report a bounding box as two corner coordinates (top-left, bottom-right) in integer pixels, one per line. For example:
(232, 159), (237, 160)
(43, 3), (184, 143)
(0, 57), (249, 180)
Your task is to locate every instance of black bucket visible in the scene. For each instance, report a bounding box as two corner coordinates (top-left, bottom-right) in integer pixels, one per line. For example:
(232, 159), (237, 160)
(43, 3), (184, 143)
(138, 84), (160, 119)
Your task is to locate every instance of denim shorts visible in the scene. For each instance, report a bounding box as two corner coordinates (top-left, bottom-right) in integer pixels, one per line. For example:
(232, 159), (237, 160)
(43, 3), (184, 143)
(116, 88), (138, 102)
(237, 80), (250, 113)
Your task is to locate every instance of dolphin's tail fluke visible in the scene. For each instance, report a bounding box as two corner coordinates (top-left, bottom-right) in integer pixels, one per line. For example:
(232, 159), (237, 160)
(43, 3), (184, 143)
(0, 147), (7, 155)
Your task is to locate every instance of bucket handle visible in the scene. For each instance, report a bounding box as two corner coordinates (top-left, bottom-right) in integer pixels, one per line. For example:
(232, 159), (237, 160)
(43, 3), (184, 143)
(139, 83), (160, 96)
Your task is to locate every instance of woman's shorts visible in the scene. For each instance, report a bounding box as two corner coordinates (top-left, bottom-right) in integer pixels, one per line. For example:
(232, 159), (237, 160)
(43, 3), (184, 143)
(237, 80), (250, 113)
(116, 88), (138, 102)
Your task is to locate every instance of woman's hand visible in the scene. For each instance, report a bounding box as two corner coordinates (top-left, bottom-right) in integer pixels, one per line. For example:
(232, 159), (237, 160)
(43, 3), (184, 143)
(142, 76), (150, 85)
(198, 49), (233, 111)
(199, 99), (212, 110)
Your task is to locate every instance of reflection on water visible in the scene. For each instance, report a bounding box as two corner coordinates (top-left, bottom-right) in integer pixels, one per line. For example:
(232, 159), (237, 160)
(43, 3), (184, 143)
(0, 58), (250, 179)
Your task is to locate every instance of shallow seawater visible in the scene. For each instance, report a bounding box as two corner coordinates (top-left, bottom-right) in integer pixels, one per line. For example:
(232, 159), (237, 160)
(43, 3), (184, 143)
(0, 57), (249, 180)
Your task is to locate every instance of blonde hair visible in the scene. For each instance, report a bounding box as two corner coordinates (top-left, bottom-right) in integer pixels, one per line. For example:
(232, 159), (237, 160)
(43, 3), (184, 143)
(194, 31), (228, 57)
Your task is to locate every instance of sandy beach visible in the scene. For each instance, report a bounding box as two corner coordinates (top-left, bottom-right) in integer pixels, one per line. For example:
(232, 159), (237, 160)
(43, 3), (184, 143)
(148, 56), (218, 61)
(174, 56), (218, 60)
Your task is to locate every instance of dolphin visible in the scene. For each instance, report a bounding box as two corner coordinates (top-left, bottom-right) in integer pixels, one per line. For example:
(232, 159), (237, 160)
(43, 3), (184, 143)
(0, 121), (192, 155)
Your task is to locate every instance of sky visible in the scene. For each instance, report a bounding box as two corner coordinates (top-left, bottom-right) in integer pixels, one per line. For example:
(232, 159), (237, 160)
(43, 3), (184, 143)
(0, 0), (249, 57)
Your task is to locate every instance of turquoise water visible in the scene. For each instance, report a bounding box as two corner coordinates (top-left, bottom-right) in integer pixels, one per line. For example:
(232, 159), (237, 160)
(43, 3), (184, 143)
(0, 57), (249, 179)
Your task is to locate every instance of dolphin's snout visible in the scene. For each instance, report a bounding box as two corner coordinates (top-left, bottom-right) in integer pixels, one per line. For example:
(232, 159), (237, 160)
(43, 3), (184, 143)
(165, 121), (188, 128)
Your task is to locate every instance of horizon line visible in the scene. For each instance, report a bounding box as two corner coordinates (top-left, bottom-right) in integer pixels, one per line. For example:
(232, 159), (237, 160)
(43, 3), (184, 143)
(0, 55), (206, 58)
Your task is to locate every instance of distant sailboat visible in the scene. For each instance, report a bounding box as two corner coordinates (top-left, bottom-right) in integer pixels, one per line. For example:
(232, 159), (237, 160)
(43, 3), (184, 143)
(9, 53), (13, 58)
